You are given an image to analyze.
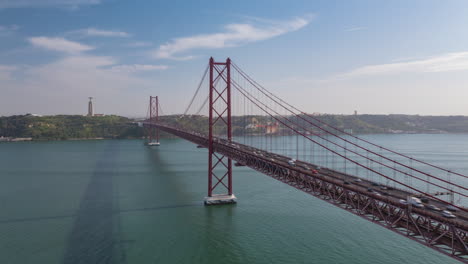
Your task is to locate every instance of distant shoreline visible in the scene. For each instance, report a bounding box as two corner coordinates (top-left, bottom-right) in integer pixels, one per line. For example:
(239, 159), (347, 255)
(0, 136), (145, 143)
(4, 114), (468, 142)
(3, 132), (468, 144)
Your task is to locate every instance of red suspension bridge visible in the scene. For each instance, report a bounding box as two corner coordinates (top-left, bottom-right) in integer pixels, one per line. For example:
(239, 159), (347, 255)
(143, 57), (468, 262)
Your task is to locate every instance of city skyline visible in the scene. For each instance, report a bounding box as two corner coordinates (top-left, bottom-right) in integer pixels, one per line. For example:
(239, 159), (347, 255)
(1, 1), (468, 116)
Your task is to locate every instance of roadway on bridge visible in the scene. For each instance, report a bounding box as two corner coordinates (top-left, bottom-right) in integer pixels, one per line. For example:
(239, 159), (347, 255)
(220, 138), (468, 225)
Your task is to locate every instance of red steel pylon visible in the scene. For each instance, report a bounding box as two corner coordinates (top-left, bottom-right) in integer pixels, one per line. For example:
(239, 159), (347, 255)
(207, 57), (233, 197)
(148, 96), (160, 145)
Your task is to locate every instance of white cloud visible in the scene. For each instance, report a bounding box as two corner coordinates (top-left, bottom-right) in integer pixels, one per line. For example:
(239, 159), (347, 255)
(0, 0), (100, 9)
(338, 51), (468, 78)
(4, 34), (166, 115)
(29, 37), (94, 54)
(110, 64), (168, 73)
(0, 24), (20, 36)
(72, 28), (131, 38)
(0, 65), (17, 80)
(153, 15), (312, 60)
(0, 54), (158, 116)
(0, 25), (20, 31)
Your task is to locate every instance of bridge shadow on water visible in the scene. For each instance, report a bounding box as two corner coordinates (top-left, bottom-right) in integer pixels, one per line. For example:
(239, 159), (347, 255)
(50, 140), (244, 264)
(61, 142), (120, 264)
(60, 140), (205, 264)
(144, 139), (204, 203)
(145, 141), (247, 264)
(0, 202), (200, 225)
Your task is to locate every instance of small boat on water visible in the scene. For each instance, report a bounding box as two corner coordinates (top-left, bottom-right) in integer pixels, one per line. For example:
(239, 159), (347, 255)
(234, 162), (245, 167)
(196, 145), (205, 148)
(147, 141), (160, 146)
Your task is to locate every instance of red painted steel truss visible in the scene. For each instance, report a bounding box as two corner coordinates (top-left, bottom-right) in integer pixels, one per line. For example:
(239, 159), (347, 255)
(144, 122), (468, 262)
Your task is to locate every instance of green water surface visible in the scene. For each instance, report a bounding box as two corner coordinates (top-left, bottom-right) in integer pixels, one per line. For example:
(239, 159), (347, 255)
(0, 137), (461, 264)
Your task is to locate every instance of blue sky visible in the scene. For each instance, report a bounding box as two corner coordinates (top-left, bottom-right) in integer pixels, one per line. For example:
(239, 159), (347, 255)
(1, 0), (468, 116)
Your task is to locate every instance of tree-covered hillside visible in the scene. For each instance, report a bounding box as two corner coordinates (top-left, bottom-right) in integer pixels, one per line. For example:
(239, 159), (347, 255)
(0, 115), (143, 140)
(2, 114), (468, 141)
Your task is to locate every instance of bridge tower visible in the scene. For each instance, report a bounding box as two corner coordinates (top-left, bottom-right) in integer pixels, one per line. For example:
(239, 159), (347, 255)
(204, 57), (237, 205)
(147, 96), (160, 146)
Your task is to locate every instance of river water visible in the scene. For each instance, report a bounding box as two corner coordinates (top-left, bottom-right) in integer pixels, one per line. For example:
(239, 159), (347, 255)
(0, 135), (464, 264)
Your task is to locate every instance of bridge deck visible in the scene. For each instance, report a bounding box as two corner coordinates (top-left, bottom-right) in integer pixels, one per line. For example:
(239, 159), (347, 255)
(144, 122), (468, 262)
(241, 145), (468, 223)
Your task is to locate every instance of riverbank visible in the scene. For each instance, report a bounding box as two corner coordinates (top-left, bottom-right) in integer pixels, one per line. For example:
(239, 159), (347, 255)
(4, 114), (468, 142)
(0, 136), (147, 143)
(0, 137), (33, 142)
(0, 115), (143, 141)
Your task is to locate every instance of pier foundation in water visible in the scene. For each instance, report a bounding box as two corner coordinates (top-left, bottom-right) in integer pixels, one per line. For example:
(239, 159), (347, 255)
(204, 194), (237, 205)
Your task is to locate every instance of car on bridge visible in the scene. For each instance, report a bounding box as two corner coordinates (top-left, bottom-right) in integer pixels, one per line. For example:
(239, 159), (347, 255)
(409, 197), (424, 208)
(446, 205), (459, 212)
(441, 210), (456, 218)
(426, 204), (441, 211)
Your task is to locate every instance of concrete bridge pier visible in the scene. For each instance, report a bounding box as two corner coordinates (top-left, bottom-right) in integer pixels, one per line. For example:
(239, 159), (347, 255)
(204, 194), (237, 205)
